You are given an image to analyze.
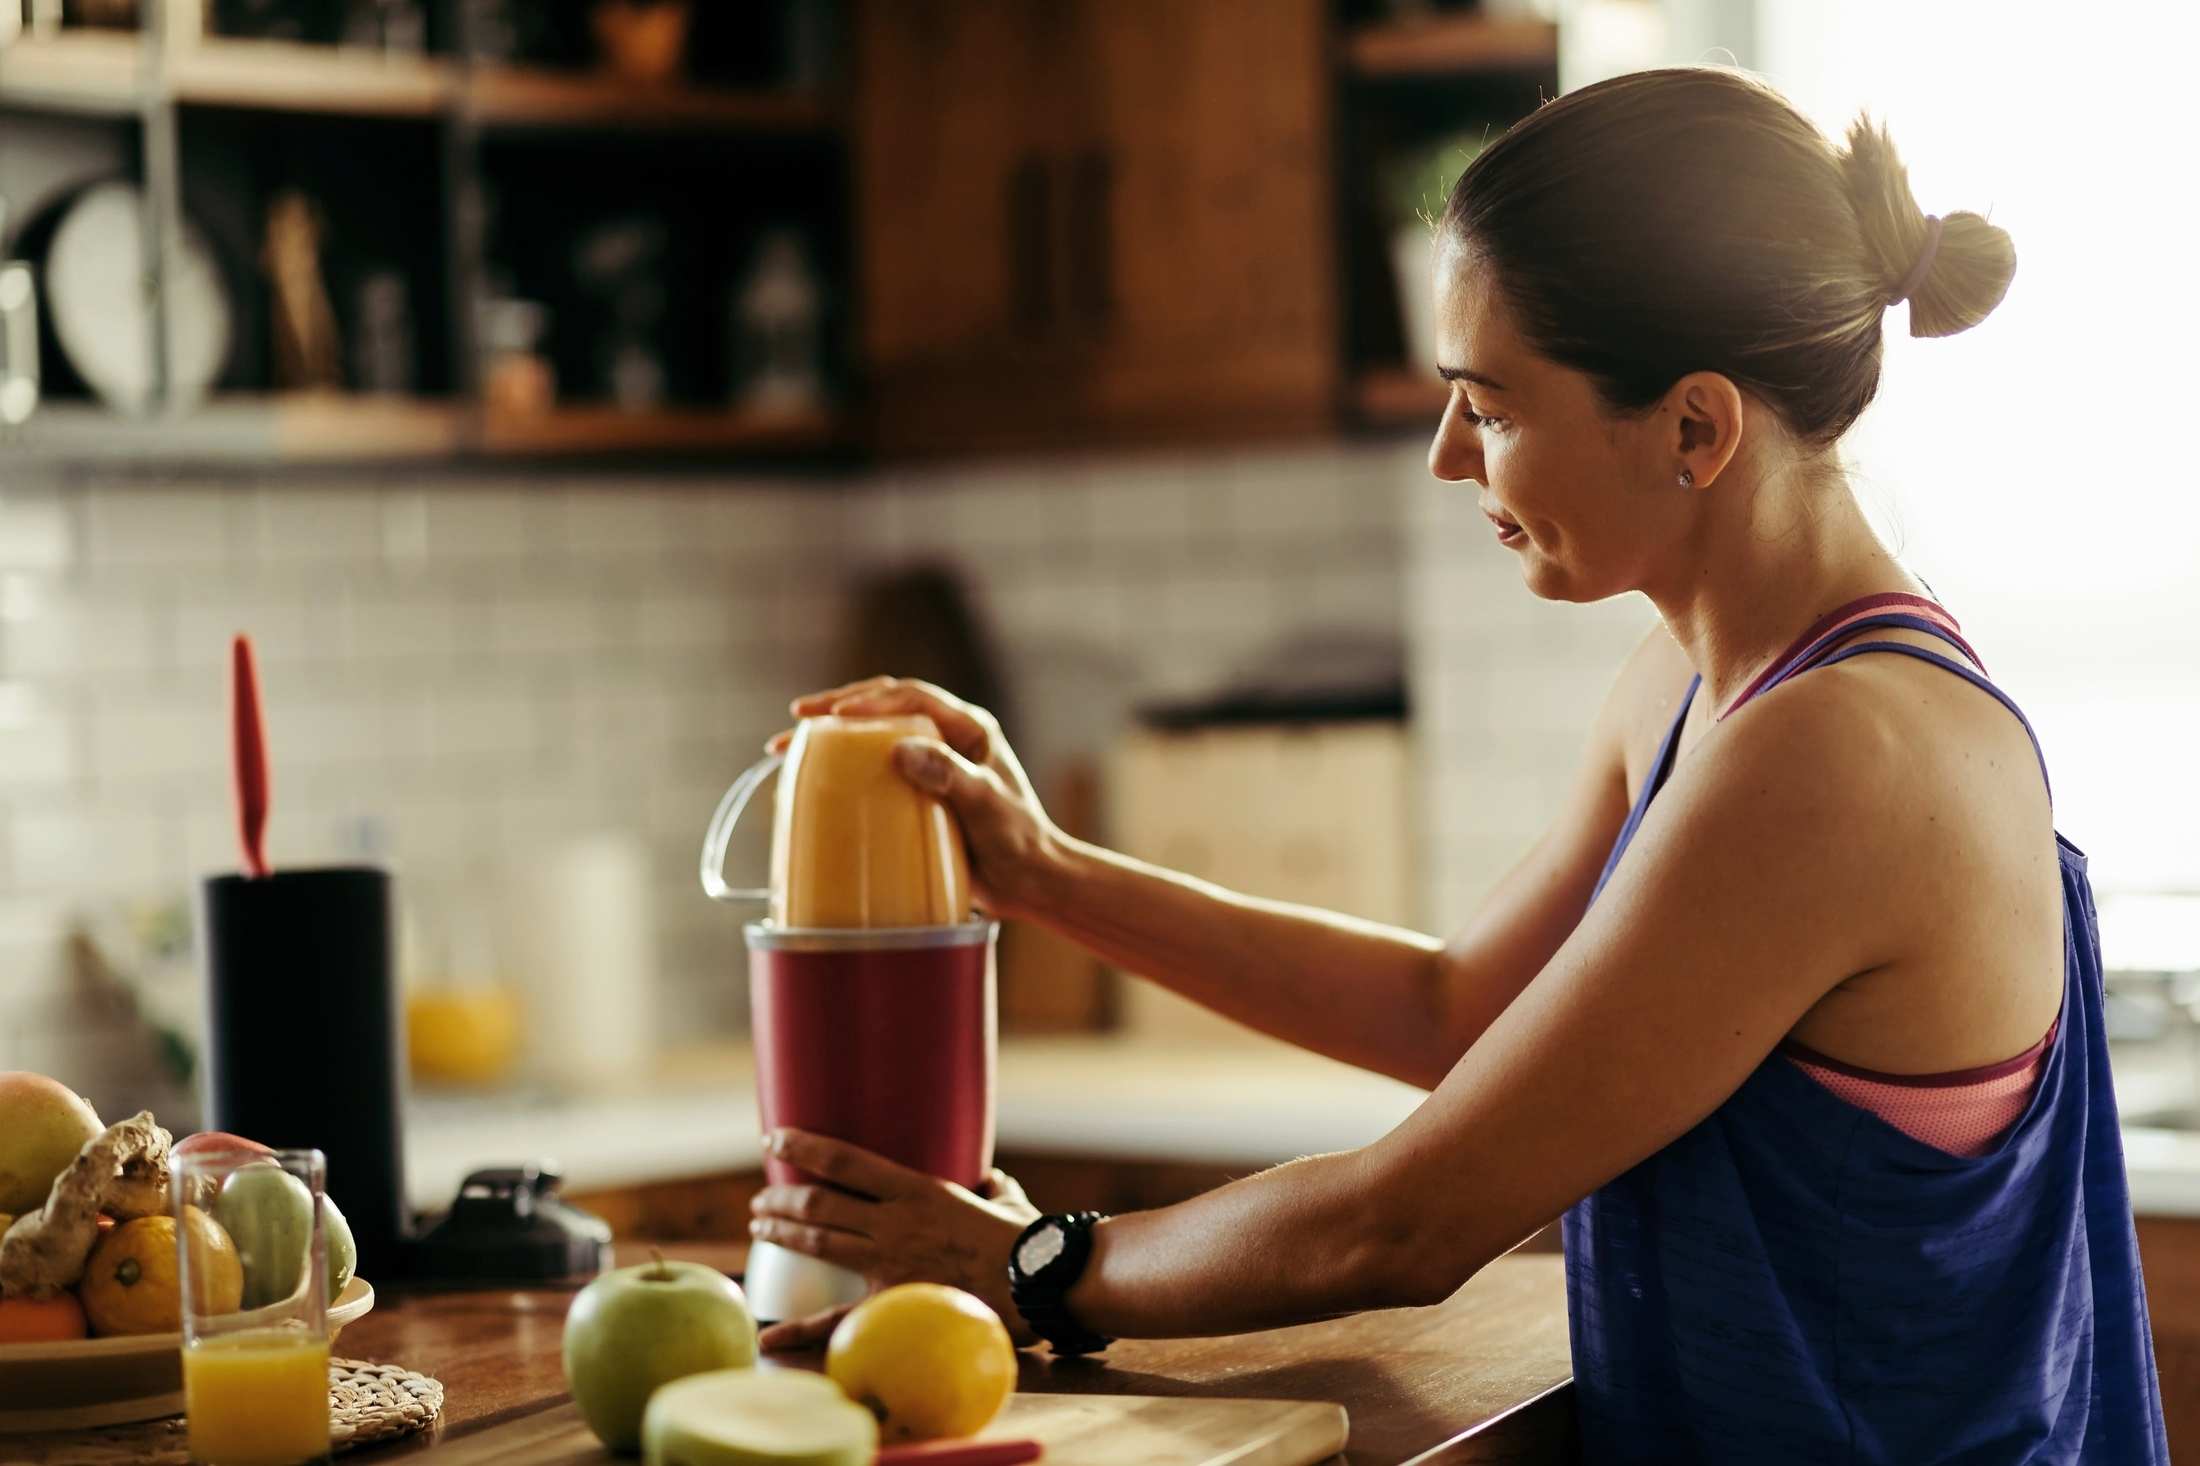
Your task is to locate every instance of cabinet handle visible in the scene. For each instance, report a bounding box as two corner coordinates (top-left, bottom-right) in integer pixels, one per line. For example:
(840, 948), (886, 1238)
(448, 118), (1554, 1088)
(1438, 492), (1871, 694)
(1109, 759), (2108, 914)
(1006, 153), (1055, 336)
(0, 262), (39, 427)
(1067, 148), (1113, 332)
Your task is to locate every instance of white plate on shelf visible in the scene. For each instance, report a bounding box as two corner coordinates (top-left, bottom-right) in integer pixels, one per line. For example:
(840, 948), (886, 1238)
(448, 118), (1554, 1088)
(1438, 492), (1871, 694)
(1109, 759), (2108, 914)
(44, 179), (233, 415)
(0, 1275), (374, 1434)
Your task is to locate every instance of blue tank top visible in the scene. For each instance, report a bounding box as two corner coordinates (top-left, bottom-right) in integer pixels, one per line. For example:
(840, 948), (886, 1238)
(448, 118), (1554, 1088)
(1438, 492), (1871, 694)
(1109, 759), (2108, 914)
(1564, 597), (2170, 1463)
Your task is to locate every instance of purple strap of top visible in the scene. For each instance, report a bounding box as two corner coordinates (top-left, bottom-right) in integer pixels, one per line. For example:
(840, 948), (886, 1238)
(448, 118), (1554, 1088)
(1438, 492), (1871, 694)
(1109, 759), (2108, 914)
(1720, 592), (1982, 722)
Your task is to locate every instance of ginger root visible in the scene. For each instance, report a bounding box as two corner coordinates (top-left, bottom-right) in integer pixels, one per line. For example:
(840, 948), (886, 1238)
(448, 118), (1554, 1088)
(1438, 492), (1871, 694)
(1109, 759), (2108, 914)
(0, 1111), (173, 1299)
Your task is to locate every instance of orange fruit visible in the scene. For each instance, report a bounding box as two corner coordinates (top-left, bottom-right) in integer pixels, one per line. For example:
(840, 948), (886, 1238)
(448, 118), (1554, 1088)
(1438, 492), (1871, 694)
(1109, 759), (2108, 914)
(825, 1284), (1017, 1442)
(79, 1208), (244, 1336)
(0, 1290), (88, 1343)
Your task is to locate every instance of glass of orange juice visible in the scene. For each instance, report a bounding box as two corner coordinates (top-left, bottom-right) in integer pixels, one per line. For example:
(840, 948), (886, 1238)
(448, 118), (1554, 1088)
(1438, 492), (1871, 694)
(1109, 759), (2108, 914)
(171, 1146), (331, 1466)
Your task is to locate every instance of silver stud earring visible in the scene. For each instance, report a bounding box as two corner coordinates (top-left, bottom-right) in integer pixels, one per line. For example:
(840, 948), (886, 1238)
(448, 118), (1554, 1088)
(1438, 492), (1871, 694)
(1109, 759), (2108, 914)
(1676, 469), (1695, 488)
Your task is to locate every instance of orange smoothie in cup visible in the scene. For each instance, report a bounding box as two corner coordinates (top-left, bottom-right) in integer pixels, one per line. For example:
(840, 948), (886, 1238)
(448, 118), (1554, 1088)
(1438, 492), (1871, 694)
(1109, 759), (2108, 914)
(770, 715), (973, 928)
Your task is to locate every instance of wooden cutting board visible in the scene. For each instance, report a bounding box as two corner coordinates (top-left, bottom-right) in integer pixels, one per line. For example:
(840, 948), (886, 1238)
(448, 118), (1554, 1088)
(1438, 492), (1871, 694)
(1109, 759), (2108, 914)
(420, 1392), (1349, 1466)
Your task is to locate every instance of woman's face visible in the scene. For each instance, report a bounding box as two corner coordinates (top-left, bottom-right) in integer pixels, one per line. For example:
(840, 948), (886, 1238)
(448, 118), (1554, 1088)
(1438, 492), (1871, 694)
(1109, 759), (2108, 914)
(1427, 242), (1689, 604)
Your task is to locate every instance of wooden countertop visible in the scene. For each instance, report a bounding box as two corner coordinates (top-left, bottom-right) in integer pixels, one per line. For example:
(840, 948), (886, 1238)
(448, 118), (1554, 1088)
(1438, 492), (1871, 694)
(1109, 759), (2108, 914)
(340, 1242), (1575, 1466)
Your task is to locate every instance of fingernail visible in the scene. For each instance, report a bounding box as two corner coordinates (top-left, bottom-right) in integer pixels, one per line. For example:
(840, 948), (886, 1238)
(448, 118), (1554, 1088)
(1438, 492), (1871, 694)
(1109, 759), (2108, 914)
(766, 1130), (785, 1155)
(895, 742), (946, 790)
(748, 1219), (764, 1235)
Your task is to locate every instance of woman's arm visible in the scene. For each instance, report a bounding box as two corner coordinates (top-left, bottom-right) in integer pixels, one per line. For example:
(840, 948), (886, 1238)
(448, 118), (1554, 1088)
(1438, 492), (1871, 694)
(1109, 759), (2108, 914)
(1059, 674), (1912, 1337)
(1013, 634), (1659, 1089)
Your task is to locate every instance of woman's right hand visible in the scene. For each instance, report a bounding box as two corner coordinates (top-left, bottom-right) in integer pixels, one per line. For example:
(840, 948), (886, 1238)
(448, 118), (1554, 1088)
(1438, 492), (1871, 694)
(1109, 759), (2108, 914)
(768, 677), (1065, 922)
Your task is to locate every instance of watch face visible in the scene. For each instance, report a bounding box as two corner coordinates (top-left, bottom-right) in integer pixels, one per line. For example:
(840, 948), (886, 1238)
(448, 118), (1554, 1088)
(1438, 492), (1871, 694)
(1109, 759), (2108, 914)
(1017, 1223), (1066, 1275)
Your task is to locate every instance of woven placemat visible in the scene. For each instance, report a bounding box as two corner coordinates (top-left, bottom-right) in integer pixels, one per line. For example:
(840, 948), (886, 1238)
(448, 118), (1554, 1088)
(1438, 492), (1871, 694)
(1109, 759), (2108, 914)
(3, 1358), (444, 1465)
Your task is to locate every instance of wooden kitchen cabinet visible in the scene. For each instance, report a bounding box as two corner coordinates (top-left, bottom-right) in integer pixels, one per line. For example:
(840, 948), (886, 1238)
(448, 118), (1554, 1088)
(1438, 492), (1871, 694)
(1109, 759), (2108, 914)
(2136, 1216), (2200, 1459)
(851, 0), (1081, 377)
(852, 0), (1335, 455)
(1071, 0), (1336, 428)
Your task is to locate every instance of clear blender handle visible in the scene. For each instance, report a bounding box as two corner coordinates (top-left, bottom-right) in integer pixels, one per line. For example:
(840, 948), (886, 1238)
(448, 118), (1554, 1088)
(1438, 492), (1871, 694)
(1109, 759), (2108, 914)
(700, 752), (782, 904)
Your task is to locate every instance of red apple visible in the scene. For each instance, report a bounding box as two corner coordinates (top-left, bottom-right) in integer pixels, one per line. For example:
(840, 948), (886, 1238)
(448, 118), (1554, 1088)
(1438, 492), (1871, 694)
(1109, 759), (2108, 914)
(174, 1132), (277, 1161)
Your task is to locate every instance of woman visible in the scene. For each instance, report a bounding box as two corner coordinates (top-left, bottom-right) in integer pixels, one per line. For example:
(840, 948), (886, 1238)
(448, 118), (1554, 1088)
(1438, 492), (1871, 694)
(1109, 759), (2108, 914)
(749, 68), (2169, 1462)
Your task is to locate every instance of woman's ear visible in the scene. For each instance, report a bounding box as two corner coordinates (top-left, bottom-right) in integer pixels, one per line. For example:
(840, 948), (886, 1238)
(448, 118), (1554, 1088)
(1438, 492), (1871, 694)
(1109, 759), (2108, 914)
(1665, 372), (1746, 489)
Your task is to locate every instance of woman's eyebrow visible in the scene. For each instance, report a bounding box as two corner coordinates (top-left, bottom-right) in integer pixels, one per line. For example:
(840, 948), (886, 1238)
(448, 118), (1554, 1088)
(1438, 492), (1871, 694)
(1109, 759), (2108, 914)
(1437, 364), (1509, 392)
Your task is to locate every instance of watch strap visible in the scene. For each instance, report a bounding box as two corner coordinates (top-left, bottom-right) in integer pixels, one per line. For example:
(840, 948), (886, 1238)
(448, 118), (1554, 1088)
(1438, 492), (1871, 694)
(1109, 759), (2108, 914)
(1008, 1211), (1112, 1356)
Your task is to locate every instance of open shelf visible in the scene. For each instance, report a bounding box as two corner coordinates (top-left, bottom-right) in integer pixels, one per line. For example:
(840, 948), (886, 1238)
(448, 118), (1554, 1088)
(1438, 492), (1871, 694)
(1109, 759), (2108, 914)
(9, 396), (463, 461)
(7, 397), (842, 462)
(171, 36), (454, 117)
(468, 66), (836, 133)
(0, 32), (835, 131)
(477, 404), (839, 457)
(1345, 14), (1559, 77)
(7, 396), (850, 462)
(1353, 367), (1447, 427)
(0, 29), (144, 115)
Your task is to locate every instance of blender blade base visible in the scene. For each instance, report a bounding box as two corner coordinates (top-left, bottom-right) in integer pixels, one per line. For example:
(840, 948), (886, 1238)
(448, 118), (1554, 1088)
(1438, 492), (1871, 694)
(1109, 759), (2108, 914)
(743, 1237), (869, 1324)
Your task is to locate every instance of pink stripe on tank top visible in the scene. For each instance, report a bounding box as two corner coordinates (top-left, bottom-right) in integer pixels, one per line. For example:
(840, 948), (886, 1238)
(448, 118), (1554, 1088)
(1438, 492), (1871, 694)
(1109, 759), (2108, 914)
(1781, 1017), (2060, 1157)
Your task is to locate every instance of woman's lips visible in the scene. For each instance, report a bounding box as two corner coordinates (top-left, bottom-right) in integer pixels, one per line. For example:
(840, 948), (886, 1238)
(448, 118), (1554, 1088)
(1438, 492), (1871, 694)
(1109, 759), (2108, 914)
(1483, 507), (1526, 545)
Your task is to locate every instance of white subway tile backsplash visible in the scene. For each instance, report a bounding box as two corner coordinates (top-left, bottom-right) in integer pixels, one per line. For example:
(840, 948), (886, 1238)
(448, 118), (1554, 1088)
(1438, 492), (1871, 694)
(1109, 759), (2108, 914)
(489, 593), (609, 660)
(638, 584), (742, 655)
(170, 584), (315, 675)
(1083, 460), (1200, 549)
(82, 484), (243, 566)
(7, 803), (181, 898)
(1293, 561), (1403, 643)
(338, 582), (486, 665)
(430, 685), (541, 764)
(940, 472), (1051, 555)
(1224, 453), (1348, 540)
(0, 487), (76, 570)
(1, 693), (79, 791)
(250, 486), (386, 562)
(417, 481), (558, 561)
(87, 694), (221, 791)
(1162, 568), (1283, 644)
(712, 479), (847, 560)
(8, 445), (1422, 1069)
(265, 689), (416, 771)
(381, 487), (431, 567)
(1, 584), (163, 680)
(560, 481), (683, 557)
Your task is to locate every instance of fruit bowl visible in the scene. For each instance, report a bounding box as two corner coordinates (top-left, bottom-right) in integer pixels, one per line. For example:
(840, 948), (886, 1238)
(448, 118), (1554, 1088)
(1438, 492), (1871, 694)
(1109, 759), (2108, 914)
(0, 1275), (374, 1433)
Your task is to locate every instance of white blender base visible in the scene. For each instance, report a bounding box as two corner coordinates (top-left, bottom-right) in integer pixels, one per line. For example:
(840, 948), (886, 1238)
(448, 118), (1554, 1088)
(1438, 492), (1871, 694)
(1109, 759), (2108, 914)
(743, 1237), (869, 1324)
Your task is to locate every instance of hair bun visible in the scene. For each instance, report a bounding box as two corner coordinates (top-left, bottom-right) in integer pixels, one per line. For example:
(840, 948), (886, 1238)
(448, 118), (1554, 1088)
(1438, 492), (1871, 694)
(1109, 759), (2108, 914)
(1840, 117), (2016, 339)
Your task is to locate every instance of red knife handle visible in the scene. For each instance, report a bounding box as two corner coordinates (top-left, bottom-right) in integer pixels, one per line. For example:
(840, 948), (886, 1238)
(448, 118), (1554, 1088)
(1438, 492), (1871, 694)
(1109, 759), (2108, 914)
(232, 635), (271, 878)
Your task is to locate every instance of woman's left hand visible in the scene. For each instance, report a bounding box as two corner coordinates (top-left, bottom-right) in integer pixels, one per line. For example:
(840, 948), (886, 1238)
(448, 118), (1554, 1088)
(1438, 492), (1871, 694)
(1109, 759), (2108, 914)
(748, 1128), (1043, 1352)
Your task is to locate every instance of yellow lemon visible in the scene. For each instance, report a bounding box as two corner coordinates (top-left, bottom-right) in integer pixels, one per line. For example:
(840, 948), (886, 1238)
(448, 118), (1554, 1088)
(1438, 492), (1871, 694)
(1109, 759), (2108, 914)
(80, 1208), (243, 1336)
(824, 1284), (1016, 1443)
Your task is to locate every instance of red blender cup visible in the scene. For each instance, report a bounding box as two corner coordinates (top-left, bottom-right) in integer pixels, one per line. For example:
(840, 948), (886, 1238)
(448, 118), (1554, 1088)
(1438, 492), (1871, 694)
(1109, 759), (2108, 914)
(701, 715), (998, 1323)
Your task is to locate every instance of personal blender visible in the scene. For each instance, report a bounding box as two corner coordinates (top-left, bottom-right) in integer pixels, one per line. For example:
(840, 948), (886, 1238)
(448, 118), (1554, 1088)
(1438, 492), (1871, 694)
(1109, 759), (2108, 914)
(701, 715), (999, 1323)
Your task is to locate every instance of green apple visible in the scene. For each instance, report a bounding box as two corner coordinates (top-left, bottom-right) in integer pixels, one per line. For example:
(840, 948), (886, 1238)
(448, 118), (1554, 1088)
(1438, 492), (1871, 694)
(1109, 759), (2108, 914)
(214, 1163), (316, 1309)
(323, 1194), (356, 1303)
(564, 1253), (760, 1452)
(643, 1369), (876, 1466)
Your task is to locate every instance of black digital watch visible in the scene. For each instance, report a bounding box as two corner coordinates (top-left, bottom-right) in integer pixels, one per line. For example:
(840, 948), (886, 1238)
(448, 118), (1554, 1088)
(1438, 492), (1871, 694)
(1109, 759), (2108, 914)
(1007, 1211), (1113, 1356)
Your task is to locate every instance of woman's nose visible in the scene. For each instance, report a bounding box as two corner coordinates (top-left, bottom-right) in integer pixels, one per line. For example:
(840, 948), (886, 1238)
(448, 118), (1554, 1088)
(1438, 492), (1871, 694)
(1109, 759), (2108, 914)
(1427, 397), (1485, 485)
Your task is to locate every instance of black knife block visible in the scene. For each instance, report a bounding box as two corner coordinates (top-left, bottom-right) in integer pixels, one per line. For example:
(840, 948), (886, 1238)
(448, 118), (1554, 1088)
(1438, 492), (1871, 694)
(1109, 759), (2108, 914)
(200, 866), (411, 1273)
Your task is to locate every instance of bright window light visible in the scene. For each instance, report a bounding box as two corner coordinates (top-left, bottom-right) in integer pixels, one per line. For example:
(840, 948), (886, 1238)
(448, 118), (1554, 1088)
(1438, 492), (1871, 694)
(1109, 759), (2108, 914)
(1754, 2), (2200, 909)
